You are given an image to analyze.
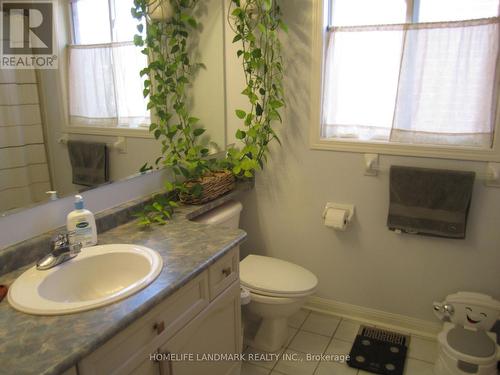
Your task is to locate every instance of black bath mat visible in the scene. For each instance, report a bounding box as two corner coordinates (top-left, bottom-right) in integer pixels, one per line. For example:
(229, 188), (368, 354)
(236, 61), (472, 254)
(347, 326), (409, 375)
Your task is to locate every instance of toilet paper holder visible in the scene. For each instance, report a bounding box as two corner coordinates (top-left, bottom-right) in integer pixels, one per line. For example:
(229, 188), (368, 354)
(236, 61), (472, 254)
(322, 203), (355, 225)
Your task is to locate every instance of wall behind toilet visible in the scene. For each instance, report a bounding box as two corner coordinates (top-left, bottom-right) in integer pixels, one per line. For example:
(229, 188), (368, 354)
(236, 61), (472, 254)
(225, 0), (500, 322)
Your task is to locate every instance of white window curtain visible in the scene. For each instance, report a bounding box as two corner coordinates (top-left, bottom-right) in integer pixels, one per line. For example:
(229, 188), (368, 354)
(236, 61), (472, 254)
(322, 18), (500, 148)
(69, 42), (150, 128)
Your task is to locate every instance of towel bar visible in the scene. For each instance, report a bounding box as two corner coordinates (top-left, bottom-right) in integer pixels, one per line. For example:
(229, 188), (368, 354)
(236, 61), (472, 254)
(362, 154), (499, 187)
(58, 135), (127, 154)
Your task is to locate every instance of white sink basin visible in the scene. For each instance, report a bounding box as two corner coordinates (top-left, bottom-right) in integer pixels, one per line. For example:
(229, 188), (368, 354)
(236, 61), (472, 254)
(8, 244), (163, 315)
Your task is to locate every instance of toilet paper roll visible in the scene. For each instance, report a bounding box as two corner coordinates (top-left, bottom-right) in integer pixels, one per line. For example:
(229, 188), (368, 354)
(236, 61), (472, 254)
(324, 208), (349, 230)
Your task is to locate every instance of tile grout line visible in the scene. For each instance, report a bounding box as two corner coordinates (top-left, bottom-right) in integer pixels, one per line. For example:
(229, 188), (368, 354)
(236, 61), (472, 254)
(268, 310), (311, 374)
(311, 317), (345, 375)
(251, 311), (437, 375)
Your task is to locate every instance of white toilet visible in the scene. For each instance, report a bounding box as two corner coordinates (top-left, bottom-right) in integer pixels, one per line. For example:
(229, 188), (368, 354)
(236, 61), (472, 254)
(193, 200), (318, 353)
(433, 292), (500, 375)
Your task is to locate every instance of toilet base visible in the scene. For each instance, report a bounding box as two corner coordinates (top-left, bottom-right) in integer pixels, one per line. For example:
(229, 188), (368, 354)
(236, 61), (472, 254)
(243, 293), (307, 353)
(249, 317), (289, 353)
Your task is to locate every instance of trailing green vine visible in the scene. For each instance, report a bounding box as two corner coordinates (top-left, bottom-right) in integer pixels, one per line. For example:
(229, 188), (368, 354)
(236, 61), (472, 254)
(224, 0), (287, 178)
(131, 0), (287, 226)
(132, 0), (216, 226)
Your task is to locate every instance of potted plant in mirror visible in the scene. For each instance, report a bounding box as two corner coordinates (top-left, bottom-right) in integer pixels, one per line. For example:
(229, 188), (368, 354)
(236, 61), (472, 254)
(132, 0), (235, 226)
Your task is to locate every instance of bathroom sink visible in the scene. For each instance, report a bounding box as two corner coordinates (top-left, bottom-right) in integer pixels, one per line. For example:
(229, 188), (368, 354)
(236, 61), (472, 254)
(8, 244), (163, 315)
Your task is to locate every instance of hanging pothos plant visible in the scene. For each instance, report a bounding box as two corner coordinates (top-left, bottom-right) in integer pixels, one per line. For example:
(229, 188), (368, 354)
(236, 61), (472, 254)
(131, 0), (287, 226)
(223, 0), (287, 178)
(132, 0), (217, 226)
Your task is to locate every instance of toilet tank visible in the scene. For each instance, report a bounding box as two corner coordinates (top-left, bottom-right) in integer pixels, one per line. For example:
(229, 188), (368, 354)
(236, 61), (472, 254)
(192, 200), (242, 229)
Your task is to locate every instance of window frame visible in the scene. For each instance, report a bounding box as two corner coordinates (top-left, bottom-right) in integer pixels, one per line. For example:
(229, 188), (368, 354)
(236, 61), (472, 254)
(310, 0), (500, 162)
(63, 0), (152, 138)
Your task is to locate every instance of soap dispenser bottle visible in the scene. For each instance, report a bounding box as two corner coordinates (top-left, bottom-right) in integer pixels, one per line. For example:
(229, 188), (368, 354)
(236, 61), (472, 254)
(67, 195), (97, 247)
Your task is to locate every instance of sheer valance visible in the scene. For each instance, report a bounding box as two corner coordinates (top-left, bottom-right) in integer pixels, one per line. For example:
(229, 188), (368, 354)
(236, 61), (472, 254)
(322, 18), (500, 148)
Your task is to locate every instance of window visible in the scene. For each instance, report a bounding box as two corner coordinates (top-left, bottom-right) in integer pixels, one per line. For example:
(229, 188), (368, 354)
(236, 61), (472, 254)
(68, 0), (149, 129)
(315, 0), (500, 159)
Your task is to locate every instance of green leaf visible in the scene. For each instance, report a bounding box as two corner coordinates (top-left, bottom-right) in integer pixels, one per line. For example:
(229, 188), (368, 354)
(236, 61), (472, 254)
(279, 20), (289, 33)
(235, 109), (246, 119)
(193, 128), (206, 136)
(232, 34), (242, 43)
(190, 183), (203, 197)
(232, 165), (242, 175)
(235, 129), (246, 139)
(139, 163), (152, 173)
(270, 99), (284, 108)
(165, 181), (175, 191)
(231, 7), (242, 16)
(256, 103), (263, 116)
(133, 34), (144, 46)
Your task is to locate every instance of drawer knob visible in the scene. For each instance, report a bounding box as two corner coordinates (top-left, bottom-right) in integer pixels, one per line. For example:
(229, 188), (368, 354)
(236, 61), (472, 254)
(153, 321), (165, 335)
(222, 267), (232, 277)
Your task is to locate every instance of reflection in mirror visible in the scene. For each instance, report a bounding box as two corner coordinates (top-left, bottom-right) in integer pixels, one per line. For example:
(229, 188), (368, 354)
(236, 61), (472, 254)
(1, 0), (226, 215)
(0, 70), (51, 213)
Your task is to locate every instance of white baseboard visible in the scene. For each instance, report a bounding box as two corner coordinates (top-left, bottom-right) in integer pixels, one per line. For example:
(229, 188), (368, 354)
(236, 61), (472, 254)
(305, 296), (441, 340)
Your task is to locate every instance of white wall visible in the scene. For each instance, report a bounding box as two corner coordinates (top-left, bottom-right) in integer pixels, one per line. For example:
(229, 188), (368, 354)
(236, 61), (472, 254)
(228, 0), (500, 322)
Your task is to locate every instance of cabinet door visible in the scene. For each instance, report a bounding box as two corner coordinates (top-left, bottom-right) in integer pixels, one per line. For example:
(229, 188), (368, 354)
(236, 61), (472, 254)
(78, 272), (209, 375)
(159, 281), (241, 375)
(127, 357), (161, 375)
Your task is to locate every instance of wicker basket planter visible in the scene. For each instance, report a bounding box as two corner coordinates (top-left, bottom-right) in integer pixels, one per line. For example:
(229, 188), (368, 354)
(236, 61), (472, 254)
(180, 170), (236, 205)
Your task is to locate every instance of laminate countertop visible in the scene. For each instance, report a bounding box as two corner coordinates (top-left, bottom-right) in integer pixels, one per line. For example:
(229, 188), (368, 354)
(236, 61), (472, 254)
(0, 193), (247, 375)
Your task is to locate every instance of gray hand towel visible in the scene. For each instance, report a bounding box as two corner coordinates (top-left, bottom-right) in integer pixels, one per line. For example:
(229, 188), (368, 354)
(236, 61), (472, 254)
(387, 166), (475, 239)
(67, 140), (109, 187)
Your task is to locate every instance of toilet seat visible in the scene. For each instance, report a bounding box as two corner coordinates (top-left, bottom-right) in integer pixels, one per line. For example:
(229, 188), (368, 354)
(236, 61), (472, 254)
(240, 255), (318, 298)
(438, 322), (499, 365)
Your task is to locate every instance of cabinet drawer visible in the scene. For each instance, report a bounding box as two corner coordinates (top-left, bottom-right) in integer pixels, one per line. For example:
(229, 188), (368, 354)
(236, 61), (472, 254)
(79, 271), (209, 375)
(208, 247), (239, 300)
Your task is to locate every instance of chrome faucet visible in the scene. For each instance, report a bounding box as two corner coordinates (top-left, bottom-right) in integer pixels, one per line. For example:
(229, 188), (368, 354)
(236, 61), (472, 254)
(36, 232), (82, 270)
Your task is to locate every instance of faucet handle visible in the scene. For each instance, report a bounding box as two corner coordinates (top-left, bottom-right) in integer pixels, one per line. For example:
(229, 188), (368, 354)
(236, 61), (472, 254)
(52, 231), (78, 247)
(69, 242), (83, 255)
(52, 233), (68, 248)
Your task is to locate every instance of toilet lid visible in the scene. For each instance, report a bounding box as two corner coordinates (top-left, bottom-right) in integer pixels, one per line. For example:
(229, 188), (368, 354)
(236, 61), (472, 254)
(240, 255), (318, 296)
(446, 327), (496, 358)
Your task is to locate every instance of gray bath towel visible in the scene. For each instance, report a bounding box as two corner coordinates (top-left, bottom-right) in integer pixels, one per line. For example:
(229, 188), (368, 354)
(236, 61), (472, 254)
(67, 140), (109, 187)
(387, 166), (475, 239)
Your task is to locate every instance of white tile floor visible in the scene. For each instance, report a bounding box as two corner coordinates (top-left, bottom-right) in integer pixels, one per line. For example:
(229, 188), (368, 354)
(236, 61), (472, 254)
(241, 310), (437, 375)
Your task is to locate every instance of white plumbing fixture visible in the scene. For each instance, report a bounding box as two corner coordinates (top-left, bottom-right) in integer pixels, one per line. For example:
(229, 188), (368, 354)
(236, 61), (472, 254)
(364, 153), (379, 176)
(485, 162), (500, 187)
(433, 292), (500, 375)
(193, 200), (318, 353)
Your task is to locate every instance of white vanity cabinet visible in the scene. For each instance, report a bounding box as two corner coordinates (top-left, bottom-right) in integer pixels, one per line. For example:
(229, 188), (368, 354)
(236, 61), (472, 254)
(78, 247), (241, 375)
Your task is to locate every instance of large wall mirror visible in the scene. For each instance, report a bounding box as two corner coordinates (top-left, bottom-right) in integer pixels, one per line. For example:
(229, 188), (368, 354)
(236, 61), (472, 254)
(0, 0), (227, 215)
